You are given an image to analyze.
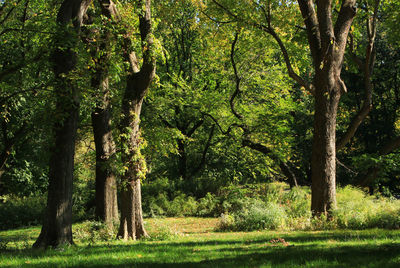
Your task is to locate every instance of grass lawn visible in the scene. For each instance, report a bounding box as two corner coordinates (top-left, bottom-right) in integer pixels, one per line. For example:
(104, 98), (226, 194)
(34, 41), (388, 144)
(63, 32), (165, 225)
(1, 217), (400, 267)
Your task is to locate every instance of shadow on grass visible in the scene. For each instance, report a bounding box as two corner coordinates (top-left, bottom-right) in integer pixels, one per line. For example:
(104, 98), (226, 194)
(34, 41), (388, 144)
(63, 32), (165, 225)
(2, 243), (400, 267)
(1, 231), (400, 267)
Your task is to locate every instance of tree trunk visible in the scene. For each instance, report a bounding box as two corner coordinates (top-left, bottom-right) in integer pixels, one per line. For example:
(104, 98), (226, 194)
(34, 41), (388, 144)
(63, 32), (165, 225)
(297, 0), (356, 217)
(88, 12), (119, 225)
(33, 0), (91, 248)
(177, 138), (187, 180)
(117, 97), (148, 240)
(115, 0), (155, 241)
(92, 84), (118, 225)
(311, 79), (341, 216)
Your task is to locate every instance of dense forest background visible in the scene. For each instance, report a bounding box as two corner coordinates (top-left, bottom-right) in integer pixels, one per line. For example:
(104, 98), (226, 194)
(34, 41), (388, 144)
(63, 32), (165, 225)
(0, 0), (399, 247)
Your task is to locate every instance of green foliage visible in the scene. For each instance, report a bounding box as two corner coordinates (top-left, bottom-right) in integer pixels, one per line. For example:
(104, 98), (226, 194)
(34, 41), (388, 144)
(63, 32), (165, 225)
(73, 141), (96, 222)
(334, 186), (400, 229)
(143, 219), (181, 241)
(144, 192), (198, 217)
(74, 221), (118, 244)
(197, 192), (218, 217)
(219, 199), (287, 231)
(216, 183), (400, 232)
(0, 195), (45, 230)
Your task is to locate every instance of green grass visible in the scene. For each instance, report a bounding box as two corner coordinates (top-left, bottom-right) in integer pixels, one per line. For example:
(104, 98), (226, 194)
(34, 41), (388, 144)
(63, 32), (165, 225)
(1, 218), (400, 267)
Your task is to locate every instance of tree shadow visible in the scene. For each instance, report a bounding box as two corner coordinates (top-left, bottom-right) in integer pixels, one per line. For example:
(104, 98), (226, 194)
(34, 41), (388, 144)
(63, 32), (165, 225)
(1, 231), (400, 267)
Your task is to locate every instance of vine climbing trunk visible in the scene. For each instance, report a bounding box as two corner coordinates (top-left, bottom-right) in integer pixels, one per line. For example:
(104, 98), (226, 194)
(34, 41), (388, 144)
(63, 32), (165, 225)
(33, 0), (92, 248)
(90, 1), (119, 226)
(117, 97), (148, 240)
(116, 0), (155, 240)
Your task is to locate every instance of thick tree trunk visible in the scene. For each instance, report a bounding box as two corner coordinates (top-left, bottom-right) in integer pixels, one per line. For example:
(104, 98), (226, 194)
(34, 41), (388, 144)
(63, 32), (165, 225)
(88, 16), (119, 224)
(92, 84), (118, 225)
(117, 97), (148, 240)
(34, 99), (78, 247)
(311, 82), (341, 216)
(33, 0), (91, 248)
(297, 0), (356, 217)
(116, 0), (155, 241)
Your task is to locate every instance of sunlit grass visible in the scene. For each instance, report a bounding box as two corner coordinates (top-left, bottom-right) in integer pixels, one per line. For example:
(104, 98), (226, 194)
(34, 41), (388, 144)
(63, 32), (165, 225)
(1, 217), (400, 267)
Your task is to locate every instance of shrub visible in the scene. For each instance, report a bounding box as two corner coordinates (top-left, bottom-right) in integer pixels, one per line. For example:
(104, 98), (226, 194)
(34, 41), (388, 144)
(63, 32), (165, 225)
(197, 192), (219, 217)
(147, 193), (170, 217)
(261, 182), (290, 203)
(0, 195), (45, 230)
(144, 220), (181, 241)
(145, 192), (199, 217)
(283, 186), (311, 218)
(334, 186), (400, 229)
(218, 198), (287, 231)
(74, 221), (118, 244)
(167, 193), (198, 216)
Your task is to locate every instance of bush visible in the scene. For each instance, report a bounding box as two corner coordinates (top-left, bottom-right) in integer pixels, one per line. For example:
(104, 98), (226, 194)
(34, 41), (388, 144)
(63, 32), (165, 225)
(283, 186), (311, 218)
(0, 195), (45, 230)
(74, 221), (118, 244)
(144, 219), (182, 241)
(197, 193), (219, 217)
(334, 186), (400, 229)
(167, 193), (198, 216)
(218, 198), (287, 231)
(145, 192), (199, 217)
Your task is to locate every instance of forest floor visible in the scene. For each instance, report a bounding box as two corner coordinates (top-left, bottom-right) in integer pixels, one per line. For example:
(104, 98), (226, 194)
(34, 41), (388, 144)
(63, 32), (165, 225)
(1, 217), (400, 267)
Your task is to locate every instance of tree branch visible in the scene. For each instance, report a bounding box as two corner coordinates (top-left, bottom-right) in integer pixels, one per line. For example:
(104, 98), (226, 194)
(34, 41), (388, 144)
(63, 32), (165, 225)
(191, 125), (215, 176)
(229, 32), (244, 120)
(298, 0), (321, 65)
(242, 138), (298, 187)
(0, 0), (23, 26)
(259, 2), (314, 94)
(334, 0), (357, 65)
(187, 120), (204, 138)
(337, 0), (379, 151)
(356, 136), (400, 187)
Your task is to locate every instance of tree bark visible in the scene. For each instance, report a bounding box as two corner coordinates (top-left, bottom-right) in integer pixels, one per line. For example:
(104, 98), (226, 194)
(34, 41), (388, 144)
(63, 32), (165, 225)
(91, 86), (118, 225)
(33, 0), (91, 248)
(212, 0), (356, 216)
(116, 0), (155, 240)
(310, 78), (341, 215)
(89, 1), (119, 225)
(117, 96), (148, 240)
(298, 0), (356, 217)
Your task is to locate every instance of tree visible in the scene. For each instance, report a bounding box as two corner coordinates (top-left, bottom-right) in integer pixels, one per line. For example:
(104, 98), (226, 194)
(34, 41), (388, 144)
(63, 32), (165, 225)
(0, 0), (50, 187)
(116, 0), (155, 240)
(206, 0), (358, 216)
(34, 0), (92, 248)
(146, 0), (222, 194)
(86, 0), (120, 226)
